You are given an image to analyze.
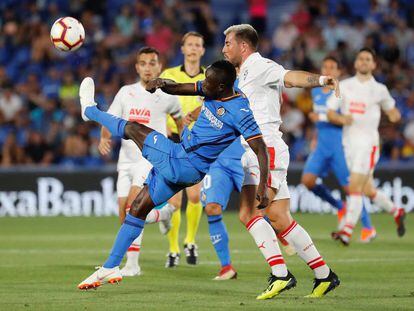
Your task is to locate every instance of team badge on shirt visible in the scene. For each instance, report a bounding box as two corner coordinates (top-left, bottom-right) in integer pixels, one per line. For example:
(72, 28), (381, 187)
(217, 107), (225, 116)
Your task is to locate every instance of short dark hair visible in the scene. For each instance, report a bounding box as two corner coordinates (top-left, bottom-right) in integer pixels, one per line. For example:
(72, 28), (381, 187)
(181, 31), (204, 46)
(137, 46), (160, 58)
(358, 47), (376, 60)
(224, 24), (259, 50)
(322, 55), (340, 68)
(210, 60), (236, 87)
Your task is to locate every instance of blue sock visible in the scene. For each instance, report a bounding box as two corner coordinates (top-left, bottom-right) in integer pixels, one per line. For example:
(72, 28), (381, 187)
(103, 214), (145, 268)
(360, 203), (372, 229)
(85, 106), (127, 138)
(311, 184), (343, 210)
(208, 215), (231, 267)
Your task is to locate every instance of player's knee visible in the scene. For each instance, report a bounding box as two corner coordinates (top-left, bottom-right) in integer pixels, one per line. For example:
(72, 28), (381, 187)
(187, 193), (200, 204)
(301, 174), (316, 190)
(205, 203), (222, 216)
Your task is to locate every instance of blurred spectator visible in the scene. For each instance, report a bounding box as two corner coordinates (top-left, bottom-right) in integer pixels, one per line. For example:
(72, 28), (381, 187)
(249, 0), (267, 35)
(0, 81), (24, 123)
(272, 15), (299, 52)
(24, 131), (54, 165)
(0, 0), (413, 167)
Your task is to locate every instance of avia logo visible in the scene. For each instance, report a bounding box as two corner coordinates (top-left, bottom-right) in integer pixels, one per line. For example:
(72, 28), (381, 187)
(129, 108), (151, 124)
(153, 135), (158, 144)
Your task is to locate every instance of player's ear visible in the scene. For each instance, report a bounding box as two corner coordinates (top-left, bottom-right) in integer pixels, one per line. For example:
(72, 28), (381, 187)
(135, 62), (139, 75)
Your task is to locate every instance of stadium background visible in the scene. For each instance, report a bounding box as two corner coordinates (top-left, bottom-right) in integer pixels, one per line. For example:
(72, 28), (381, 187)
(0, 0), (414, 216)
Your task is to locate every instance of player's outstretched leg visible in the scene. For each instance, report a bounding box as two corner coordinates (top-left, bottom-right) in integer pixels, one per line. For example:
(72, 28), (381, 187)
(78, 187), (155, 290)
(80, 77), (153, 150)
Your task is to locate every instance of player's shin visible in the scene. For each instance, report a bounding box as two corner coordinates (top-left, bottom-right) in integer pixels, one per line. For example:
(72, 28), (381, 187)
(342, 193), (363, 237)
(185, 201), (203, 245)
(103, 214), (145, 268)
(208, 215), (231, 268)
(280, 221), (330, 279)
(246, 216), (288, 277)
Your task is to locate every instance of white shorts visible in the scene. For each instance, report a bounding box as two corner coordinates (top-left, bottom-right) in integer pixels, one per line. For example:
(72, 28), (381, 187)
(117, 160), (152, 198)
(242, 136), (290, 201)
(344, 144), (379, 175)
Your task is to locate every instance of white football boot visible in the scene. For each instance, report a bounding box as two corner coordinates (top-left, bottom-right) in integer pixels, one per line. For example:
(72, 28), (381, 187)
(78, 266), (122, 290)
(79, 76), (96, 121)
(158, 204), (175, 235)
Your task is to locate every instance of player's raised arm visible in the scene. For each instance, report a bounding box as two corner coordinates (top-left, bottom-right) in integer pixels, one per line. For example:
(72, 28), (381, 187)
(284, 71), (340, 97)
(246, 135), (269, 209)
(146, 78), (201, 96)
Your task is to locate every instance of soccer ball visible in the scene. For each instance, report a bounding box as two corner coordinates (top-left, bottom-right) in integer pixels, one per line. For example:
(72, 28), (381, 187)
(50, 17), (85, 52)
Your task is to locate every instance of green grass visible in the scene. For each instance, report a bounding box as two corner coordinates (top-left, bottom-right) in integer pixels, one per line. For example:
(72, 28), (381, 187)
(0, 213), (413, 310)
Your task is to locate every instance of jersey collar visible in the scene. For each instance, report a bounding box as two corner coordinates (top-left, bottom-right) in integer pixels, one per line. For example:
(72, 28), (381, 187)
(180, 65), (205, 78)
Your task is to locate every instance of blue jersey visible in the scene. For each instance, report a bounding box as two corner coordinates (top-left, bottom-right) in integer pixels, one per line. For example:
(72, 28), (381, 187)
(218, 137), (245, 159)
(180, 81), (261, 173)
(311, 88), (342, 146)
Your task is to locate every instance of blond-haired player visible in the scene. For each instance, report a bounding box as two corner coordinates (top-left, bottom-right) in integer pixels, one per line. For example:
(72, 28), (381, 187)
(99, 47), (183, 276)
(327, 48), (406, 245)
(160, 32), (205, 267)
(222, 24), (340, 299)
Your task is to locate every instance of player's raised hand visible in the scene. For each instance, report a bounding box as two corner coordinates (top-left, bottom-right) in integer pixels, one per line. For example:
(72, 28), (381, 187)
(256, 185), (269, 210)
(323, 76), (340, 97)
(146, 78), (165, 93)
(98, 138), (111, 156)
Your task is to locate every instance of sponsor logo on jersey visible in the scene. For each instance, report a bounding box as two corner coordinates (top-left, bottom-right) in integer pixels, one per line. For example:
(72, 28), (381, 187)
(128, 108), (151, 124)
(349, 101), (367, 114)
(201, 105), (223, 129)
(216, 107), (225, 116)
(153, 135), (158, 144)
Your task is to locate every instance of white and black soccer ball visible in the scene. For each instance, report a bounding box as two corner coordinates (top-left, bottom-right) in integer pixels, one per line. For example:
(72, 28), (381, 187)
(50, 17), (85, 52)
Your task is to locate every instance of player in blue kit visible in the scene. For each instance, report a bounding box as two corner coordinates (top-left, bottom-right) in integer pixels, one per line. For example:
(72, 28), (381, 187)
(301, 56), (375, 242)
(76, 60), (270, 290)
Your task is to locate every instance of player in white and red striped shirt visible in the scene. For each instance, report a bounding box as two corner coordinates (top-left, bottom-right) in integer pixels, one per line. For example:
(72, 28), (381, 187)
(327, 48), (406, 245)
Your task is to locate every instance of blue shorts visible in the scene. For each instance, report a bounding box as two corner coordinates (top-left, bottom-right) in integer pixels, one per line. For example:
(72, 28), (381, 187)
(142, 131), (204, 206)
(303, 142), (349, 186)
(200, 156), (244, 210)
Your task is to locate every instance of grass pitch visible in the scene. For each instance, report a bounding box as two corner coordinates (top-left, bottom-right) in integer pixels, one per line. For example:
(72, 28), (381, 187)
(0, 213), (413, 310)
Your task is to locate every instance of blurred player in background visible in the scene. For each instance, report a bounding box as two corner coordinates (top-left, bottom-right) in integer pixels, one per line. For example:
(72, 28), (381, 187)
(99, 47), (182, 276)
(160, 32), (205, 267)
(301, 56), (375, 242)
(223, 24), (340, 299)
(328, 48), (406, 246)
